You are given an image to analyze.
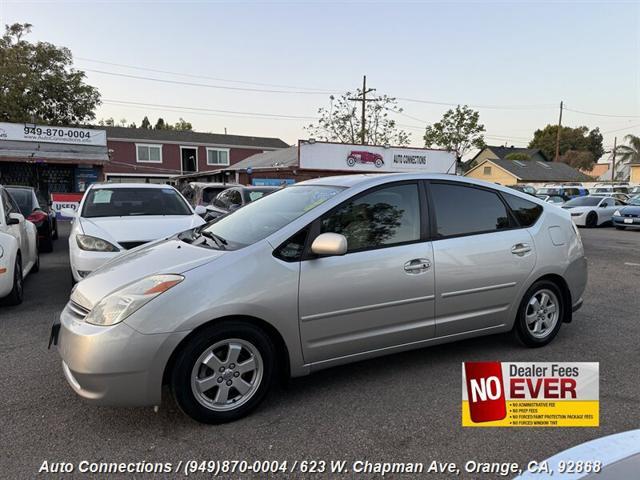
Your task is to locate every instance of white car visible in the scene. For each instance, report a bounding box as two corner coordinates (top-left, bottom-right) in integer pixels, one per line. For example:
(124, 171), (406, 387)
(562, 195), (625, 227)
(64, 183), (206, 282)
(0, 186), (39, 305)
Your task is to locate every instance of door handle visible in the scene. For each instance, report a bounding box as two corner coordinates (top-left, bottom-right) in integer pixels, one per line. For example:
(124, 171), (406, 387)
(511, 243), (532, 256)
(404, 258), (431, 273)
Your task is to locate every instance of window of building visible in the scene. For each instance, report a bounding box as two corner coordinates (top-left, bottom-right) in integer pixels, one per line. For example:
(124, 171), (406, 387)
(502, 192), (543, 227)
(320, 183), (421, 252)
(483, 166), (492, 175)
(430, 183), (510, 238)
(136, 144), (162, 163)
(206, 148), (230, 166)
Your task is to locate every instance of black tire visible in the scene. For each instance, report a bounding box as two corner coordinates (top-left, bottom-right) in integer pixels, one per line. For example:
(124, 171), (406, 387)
(39, 230), (54, 253)
(52, 219), (59, 240)
(171, 322), (276, 424)
(585, 211), (598, 228)
(3, 256), (24, 306)
(31, 250), (40, 273)
(615, 225), (626, 230)
(513, 280), (564, 348)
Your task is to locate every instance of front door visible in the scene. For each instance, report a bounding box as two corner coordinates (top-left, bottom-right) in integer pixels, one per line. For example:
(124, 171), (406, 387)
(427, 182), (537, 336)
(299, 182), (435, 364)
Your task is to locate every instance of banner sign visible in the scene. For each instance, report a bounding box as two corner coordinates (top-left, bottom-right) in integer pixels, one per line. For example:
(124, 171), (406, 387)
(462, 362), (599, 427)
(252, 178), (295, 186)
(0, 122), (106, 147)
(299, 141), (456, 173)
(51, 193), (84, 220)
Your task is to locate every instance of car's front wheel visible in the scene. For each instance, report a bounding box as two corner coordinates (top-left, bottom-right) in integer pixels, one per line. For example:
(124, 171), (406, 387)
(586, 211), (598, 228)
(171, 322), (276, 424)
(514, 280), (564, 347)
(3, 256), (23, 306)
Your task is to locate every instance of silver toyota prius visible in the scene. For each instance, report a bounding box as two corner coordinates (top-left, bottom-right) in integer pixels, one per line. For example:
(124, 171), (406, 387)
(51, 174), (587, 423)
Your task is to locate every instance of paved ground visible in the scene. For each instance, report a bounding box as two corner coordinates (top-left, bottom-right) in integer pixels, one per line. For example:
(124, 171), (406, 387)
(1, 224), (639, 479)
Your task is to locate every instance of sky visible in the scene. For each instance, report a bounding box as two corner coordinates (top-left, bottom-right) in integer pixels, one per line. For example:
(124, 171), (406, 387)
(2, 0), (639, 158)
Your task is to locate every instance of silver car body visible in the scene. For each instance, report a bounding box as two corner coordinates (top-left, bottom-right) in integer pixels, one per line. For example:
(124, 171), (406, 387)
(55, 174), (587, 406)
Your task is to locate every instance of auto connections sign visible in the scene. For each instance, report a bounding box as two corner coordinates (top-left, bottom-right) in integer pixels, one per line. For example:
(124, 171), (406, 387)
(0, 122), (106, 146)
(298, 141), (456, 173)
(462, 362), (599, 427)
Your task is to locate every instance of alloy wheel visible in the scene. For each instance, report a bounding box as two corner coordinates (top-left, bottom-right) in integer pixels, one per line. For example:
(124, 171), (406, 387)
(190, 338), (263, 412)
(525, 289), (559, 339)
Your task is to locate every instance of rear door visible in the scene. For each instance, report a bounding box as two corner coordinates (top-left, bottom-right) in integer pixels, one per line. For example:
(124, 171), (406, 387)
(427, 182), (538, 337)
(298, 181), (435, 364)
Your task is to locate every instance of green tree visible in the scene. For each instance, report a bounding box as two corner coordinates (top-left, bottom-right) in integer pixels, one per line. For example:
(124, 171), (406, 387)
(140, 116), (151, 129)
(504, 152), (531, 161)
(173, 117), (193, 131)
(154, 118), (167, 130)
(305, 91), (410, 146)
(423, 105), (486, 165)
(559, 150), (595, 170)
(615, 134), (640, 164)
(528, 125), (603, 162)
(0, 23), (100, 125)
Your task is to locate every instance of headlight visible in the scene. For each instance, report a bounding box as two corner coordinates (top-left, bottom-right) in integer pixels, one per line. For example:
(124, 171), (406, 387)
(85, 274), (184, 326)
(613, 210), (621, 217)
(76, 234), (119, 252)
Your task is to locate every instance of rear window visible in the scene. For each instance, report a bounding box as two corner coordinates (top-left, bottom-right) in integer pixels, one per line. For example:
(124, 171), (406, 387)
(502, 192), (543, 227)
(82, 187), (192, 218)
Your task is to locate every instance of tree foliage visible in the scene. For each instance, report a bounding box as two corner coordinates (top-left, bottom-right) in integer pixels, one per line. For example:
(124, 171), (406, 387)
(504, 152), (531, 161)
(305, 91), (410, 146)
(528, 125), (603, 166)
(423, 105), (486, 162)
(0, 23), (100, 125)
(140, 116), (151, 129)
(559, 150), (595, 170)
(616, 134), (640, 164)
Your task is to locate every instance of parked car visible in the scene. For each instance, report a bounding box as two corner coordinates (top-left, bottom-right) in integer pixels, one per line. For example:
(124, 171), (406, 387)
(346, 150), (384, 168)
(535, 194), (567, 205)
(63, 183), (206, 283)
(5, 186), (57, 252)
(592, 192), (630, 203)
(203, 186), (279, 221)
(562, 195), (625, 227)
(508, 185), (537, 196)
(592, 185), (629, 195)
(612, 194), (640, 230)
(629, 186), (640, 195)
(536, 186), (589, 199)
(180, 182), (241, 210)
(0, 186), (38, 305)
(51, 174), (587, 424)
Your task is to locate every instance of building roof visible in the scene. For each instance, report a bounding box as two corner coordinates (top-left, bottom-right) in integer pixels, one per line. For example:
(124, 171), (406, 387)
(0, 140), (109, 165)
(470, 145), (550, 163)
(225, 146), (299, 170)
(102, 126), (289, 150)
(473, 158), (592, 182)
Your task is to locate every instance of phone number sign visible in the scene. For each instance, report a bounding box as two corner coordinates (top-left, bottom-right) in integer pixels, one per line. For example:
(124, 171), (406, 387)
(462, 362), (599, 427)
(0, 122), (106, 146)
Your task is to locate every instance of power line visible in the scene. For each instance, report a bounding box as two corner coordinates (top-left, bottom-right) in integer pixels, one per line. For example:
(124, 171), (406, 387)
(601, 123), (640, 134)
(564, 106), (640, 118)
(397, 97), (557, 110)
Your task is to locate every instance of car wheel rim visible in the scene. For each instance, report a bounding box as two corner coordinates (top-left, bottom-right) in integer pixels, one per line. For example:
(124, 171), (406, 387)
(525, 289), (559, 339)
(191, 338), (263, 412)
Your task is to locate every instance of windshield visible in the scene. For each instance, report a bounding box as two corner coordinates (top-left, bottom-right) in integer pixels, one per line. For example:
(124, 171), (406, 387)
(537, 188), (560, 196)
(628, 195), (640, 206)
(6, 188), (34, 216)
(202, 187), (227, 204)
(594, 187), (611, 193)
(564, 196), (602, 207)
(82, 187), (192, 218)
(202, 185), (343, 247)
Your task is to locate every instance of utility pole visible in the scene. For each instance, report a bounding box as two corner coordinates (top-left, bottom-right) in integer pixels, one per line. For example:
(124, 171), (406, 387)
(611, 136), (617, 182)
(348, 75), (376, 145)
(554, 100), (563, 162)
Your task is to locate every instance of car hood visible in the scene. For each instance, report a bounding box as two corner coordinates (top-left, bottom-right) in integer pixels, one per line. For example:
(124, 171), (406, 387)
(79, 215), (205, 245)
(71, 238), (224, 309)
(620, 205), (640, 214)
(562, 206), (595, 213)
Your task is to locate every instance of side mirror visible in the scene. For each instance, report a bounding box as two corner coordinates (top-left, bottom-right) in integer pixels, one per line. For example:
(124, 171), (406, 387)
(311, 233), (347, 256)
(194, 205), (207, 216)
(60, 208), (77, 218)
(7, 213), (22, 225)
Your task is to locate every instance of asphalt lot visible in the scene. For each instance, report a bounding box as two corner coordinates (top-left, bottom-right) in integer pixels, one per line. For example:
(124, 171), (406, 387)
(1, 223), (639, 479)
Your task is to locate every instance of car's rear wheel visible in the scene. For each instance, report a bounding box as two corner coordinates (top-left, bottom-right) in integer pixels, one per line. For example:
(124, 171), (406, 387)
(514, 280), (564, 347)
(3, 256), (23, 306)
(374, 158), (383, 168)
(586, 211), (598, 228)
(31, 250), (39, 273)
(171, 322), (276, 424)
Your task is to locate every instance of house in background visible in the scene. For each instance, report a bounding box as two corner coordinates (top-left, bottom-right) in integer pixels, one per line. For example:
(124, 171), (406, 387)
(470, 145), (550, 167)
(103, 126), (289, 183)
(630, 163), (640, 183)
(465, 157), (592, 185)
(580, 163), (609, 179)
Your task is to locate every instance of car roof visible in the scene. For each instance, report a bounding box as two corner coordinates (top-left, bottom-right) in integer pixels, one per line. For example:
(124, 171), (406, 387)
(4, 185), (34, 191)
(90, 182), (176, 190)
(188, 182), (240, 188)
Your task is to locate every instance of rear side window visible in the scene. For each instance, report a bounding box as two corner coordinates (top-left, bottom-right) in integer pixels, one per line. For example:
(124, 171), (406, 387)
(502, 192), (543, 227)
(430, 183), (510, 238)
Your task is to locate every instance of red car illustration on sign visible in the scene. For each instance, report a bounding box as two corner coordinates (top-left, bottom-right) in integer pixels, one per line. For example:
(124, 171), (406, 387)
(346, 150), (384, 168)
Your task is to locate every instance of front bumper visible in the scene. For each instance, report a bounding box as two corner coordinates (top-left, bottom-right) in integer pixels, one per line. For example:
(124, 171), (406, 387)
(69, 247), (120, 282)
(53, 305), (189, 406)
(613, 216), (640, 228)
(569, 212), (587, 226)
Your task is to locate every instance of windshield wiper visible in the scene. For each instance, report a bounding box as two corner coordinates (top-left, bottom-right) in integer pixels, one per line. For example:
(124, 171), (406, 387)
(200, 230), (228, 250)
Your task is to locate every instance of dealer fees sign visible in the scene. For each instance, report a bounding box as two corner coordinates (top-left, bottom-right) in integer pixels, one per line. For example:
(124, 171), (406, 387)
(462, 362), (599, 427)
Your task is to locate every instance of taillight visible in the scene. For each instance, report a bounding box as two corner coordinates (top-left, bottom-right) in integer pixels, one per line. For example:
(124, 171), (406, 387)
(27, 210), (48, 224)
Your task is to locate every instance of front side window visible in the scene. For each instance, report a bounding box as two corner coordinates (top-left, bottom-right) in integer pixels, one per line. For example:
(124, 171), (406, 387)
(564, 196), (602, 207)
(6, 188), (33, 216)
(320, 183), (420, 252)
(136, 144), (162, 163)
(82, 187), (192, 218)
(430, 183), (510, 238)
(503, 192), (543, 227)
(207, 148), (230, 166)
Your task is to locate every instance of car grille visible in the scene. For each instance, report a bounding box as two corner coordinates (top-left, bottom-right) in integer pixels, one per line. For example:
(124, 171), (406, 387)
(119, 241), (149, 250)
(623, 213), (638, 218)
(66, 300), (90, 321)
